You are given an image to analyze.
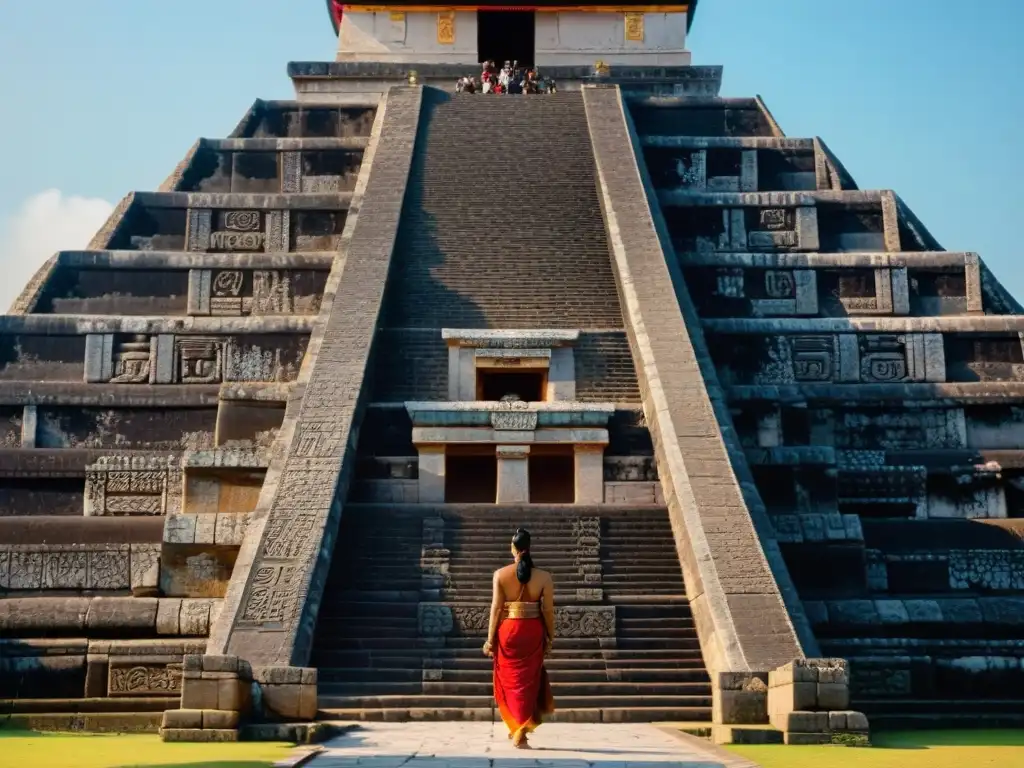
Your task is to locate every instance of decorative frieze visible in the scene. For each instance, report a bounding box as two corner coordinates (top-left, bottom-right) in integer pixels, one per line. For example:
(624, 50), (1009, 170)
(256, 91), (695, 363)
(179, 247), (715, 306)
(84, 332), (300, 385)
(85, 456), (183, 516)
(426, 604), (617, 638)
(0, 544), (159, 591)
(749, 333), (946, 386)
(108, 660), (182, 696)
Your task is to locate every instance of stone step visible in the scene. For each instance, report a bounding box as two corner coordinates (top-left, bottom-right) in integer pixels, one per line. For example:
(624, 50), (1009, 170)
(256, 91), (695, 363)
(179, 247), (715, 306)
(318, 637), (702, 652)
(315, 706), (712, 723)
(316, 666), (710, 684)
(310, 651), (707, 668)
(319, 681), (710, 697)
(317, 694), (712, 710)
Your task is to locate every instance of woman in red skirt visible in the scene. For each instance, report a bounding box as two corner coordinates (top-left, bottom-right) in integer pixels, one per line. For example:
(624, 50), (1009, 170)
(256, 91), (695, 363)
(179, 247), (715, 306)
(483, 528), (555, 748)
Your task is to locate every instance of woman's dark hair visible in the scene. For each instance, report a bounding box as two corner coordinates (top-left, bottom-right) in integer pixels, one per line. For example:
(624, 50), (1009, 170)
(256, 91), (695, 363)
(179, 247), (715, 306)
(512, 527), (533, 584)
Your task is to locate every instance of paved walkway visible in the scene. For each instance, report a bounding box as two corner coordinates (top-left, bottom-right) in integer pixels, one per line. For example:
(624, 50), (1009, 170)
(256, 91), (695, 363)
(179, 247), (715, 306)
(307, 722), (756, 768)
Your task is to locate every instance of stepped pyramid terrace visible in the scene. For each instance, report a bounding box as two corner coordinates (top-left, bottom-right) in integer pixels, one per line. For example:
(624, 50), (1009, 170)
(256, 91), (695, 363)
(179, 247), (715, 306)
(2, 0), (1023, 748)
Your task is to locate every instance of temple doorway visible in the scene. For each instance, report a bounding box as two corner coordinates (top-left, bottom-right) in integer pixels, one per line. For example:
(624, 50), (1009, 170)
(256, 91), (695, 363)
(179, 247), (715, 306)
(529, 448), (575, 503)
(477, 10), (536, 67)
(445, 449), (498, 502)
(477, 369), (546, 402)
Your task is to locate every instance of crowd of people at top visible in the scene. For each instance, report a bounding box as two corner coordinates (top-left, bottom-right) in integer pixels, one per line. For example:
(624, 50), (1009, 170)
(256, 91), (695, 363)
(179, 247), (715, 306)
(456, 60), (557, 94)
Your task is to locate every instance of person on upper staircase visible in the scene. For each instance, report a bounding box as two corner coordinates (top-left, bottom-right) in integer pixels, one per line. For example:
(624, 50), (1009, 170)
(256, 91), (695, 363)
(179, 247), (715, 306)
(483, 528), (556, 749)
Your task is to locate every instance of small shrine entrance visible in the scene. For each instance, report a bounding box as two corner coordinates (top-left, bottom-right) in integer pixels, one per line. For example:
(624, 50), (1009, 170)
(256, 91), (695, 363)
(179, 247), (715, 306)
(477, 10), (536, 66)
(445, 448), (498, 503)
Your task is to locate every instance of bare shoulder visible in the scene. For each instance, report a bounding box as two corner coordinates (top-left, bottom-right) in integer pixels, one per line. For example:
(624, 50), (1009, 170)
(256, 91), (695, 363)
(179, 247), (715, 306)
(534, 567), (554, 585)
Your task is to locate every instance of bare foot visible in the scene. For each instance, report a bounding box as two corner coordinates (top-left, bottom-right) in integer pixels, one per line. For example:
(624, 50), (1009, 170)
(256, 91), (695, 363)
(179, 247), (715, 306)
(512, 734), (531, 750)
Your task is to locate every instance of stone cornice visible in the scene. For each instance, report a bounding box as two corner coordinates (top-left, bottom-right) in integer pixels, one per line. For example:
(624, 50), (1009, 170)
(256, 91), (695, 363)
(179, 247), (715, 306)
(405, 400), (616, 428)
(0, 316), (314, 334)
(130, 191), (353, 210)
(641, 136), (814, 150)
(199, 137), (369, 152)
(657, 189), (886, 207)
(51, 250), (336, 270)
(727, 382), (1024, 405)
(441, 328), (580, 348)
(704, 317), (1024, 334)
(679, 251), (974, 269)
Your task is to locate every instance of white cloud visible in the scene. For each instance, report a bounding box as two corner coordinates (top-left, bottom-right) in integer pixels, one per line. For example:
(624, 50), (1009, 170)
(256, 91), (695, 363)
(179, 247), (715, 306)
(0, 189), (114, 310)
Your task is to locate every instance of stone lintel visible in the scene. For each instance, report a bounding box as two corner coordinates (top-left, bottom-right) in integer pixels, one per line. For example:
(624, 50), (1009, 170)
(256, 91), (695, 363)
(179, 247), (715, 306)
(704, 317), (1024, 334)
(53, 250), (336, 270)
(208, 86), (424, 667)
(130, 191), (353, 211)
(656, 189), (884, 208)
(727, 382), (1024, 405)
(0, 316), (313, 335)
(404, 401), (616, 427)
(441, 328), (580, 348)
(412, 427), (610, 446)
(496, 445), (531, 458)
(679, 250), (974, 269)
(203, 137), (369, 152)
(641, 136), (814, 150)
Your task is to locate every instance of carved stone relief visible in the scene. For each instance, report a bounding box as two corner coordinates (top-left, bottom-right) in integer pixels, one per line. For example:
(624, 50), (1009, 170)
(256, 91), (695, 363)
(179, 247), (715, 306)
(211, 210), (265, 251)
(443, 605), (616, 637)
(84, 456), (183, 516)
(108, 663), (182, 696)
(761, 333), (946, 385)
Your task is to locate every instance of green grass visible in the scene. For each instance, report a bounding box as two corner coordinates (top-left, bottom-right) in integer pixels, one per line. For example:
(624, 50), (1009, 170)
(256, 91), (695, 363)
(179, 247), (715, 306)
(0, 728), (294, 768)
(726, 730), (1024, 768)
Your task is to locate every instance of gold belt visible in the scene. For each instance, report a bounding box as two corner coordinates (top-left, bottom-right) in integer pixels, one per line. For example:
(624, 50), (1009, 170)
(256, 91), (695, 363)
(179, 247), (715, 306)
(503, 602), (541, 620)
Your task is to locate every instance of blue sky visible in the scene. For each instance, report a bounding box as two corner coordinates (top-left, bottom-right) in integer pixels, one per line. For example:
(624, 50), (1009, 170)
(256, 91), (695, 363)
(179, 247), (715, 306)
(0, 1), (1021, 306)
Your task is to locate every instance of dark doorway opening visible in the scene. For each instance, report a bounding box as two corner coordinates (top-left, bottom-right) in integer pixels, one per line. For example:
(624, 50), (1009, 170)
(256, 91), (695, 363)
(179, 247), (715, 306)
(477, 11), (535, 67)
(478, 369), (546, 402)
(446, 453), (497, 503)
(529, 451), (575, 504)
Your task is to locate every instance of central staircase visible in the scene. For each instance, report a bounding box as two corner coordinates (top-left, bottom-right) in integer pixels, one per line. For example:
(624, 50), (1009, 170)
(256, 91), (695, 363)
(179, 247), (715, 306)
(312, 506), (712, 722)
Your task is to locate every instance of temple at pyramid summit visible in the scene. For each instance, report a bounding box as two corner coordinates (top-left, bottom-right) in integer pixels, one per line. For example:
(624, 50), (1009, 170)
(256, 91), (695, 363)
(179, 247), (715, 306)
(2, 0), (1024, 746)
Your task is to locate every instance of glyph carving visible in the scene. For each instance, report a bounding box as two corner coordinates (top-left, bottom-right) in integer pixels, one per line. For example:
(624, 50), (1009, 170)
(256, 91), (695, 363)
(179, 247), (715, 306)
(791, 336), (835, 382)
(418, 604), (454, 636)
(9, 551), (43, 589)
(556, 606), (616, 638)
(176, 337), (224, 384)
(760, 209), (789, 230)
(451, 606), (489, 634)
(87, 549), (130, 589)
(211, 270), (244, 315)
(180, 600), (213, 635)
(210, 211), (264, 251)
(860, 334), (910, 383)
(108, 664), (182, 696)
(110, 335), (153, 384)
(85, 456), (183, 516)
(241, 564), (300, 625)
(765, 270), (796, 299)
(715, 268), (744, 298)
(42, 551), (88, 589)
(491, 410), (538, 431)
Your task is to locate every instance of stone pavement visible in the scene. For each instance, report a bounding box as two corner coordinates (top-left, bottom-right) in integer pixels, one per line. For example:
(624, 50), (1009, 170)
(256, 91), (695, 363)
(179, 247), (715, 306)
(307, 722), (758, 768)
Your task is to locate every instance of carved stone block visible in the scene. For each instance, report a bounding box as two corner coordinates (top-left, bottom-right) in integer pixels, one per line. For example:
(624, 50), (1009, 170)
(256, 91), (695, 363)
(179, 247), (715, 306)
(86, 549), (131, 590)
(164, 514), (198, 545)
(42, 550), (88, 589)
(85, 456), (183, 516)
(157, 598), (182, 635)
(187, 209), (213, 252)
(418, 604), (454, 636)
(181, 599), (213, 636)
(84, 334), (114, 383)
(130, 544), (161, 591)
(555, 606), (616, 638)
(108, 661), (182, 696)
(9, 551), (43, 589)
